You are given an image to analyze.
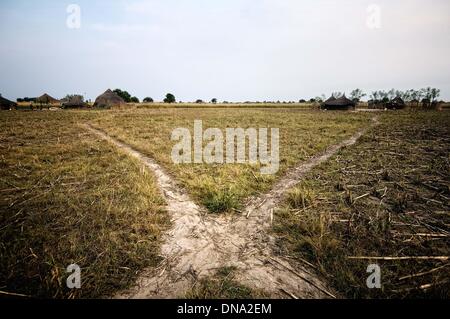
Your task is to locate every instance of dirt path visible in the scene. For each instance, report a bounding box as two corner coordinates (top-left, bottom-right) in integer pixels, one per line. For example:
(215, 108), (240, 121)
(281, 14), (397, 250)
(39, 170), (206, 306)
(84, 116), (379, 299)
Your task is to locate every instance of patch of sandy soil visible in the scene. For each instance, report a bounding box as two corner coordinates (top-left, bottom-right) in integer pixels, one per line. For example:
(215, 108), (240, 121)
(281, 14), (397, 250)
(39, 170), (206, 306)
(83, 117), (379, 299)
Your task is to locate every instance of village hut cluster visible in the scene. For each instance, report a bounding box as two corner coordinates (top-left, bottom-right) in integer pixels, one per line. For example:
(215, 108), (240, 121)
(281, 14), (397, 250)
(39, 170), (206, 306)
(321, 93), (410, 111)
(368, 97), (444, 110)
(320, 92), (446, 111)
(0, 89), (126, 110)
(1, 89), (447, 111)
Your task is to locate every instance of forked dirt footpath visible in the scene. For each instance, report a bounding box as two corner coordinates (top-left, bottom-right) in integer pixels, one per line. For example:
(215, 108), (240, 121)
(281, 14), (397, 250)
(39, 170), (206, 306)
(84, 116), (379, 299)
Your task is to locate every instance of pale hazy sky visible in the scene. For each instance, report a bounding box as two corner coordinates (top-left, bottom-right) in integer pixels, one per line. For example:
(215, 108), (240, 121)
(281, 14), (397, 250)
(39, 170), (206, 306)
(1, 0), (449, 102)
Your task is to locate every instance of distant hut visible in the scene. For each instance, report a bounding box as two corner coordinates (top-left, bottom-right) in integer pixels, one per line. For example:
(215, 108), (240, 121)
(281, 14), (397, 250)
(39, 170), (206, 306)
(321, 94), (356, 111)
(36, 93), (59, 105)
(0, 95), (17, 110)
(421, 98), (431, 109)
(62, 95), (87, 109)
(93, 89), (126, 109)
(409, 99), (419, 108)
(323, 96), (336, 104)
(386, 96), (406, 110)
(368, 99), (378, 109)
(431, 101), (443, 111)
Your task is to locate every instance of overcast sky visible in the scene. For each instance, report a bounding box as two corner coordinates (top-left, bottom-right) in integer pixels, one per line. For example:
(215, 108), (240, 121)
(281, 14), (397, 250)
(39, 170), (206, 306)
(1, 0), (449, 102)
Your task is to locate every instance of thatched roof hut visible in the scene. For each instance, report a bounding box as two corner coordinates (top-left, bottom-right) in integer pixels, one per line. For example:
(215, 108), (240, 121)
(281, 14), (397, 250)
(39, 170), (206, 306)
(322, 94), (356, 110)
(368, 99), (384, 109)
(62, 96), (87, 109)
(324, 96), (337, 104)
(386, 96), (406, 109)
(421, 98), (431, 109)
(409, 99), (420, 108)
(36, 93), (59, 104)
(93, 89), (126, 109)
(431, 101), (443, 111)
(0, 95), (17, 110)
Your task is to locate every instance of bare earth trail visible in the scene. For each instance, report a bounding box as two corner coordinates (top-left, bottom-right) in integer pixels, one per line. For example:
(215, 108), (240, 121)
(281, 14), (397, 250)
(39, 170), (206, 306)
(83, 116), (379, 299)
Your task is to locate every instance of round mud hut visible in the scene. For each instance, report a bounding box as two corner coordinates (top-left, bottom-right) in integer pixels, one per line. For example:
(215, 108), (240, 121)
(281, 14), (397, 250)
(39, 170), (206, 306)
(321, 95), (356, 111)
(93, 89), (126, 109)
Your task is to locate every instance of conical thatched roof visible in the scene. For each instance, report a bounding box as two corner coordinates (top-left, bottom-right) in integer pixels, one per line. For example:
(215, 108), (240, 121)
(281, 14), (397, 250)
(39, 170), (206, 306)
(0, 95), (17, 110)
(36, 93), (59, 104)
(324, 96), (337, 104)
(323, 94), (356, 107)
(392, 96), (405, 105)
(385, 96), (406, 110)
(93, 89), (126, 109)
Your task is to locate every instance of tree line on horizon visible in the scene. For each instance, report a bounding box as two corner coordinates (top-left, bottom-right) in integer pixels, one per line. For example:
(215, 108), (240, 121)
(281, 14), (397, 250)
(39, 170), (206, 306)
(328, 87), (441, 103)
(13, 87), (443, 105)
(124, 87), (443, 104)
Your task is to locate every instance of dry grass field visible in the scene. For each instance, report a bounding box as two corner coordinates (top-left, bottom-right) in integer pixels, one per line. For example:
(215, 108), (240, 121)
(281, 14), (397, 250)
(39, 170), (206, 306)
(0, 111), (169, 298)
(89, 108), (372, 213)
(274, 111), (450, 298)
(0, 107), (448, 299)
(136, 102), (315, 109)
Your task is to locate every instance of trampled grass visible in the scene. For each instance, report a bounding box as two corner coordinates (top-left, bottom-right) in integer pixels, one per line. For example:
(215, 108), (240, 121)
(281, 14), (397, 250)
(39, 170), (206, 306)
(0, 111), (169, 298)
(90, 108), (372, 213)
(273, 111), (450, 298)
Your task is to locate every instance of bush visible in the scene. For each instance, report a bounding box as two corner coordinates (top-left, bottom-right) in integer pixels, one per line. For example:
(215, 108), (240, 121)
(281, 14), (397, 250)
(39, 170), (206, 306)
(113, 89), (132, 103)
(164, 93), (176, 104)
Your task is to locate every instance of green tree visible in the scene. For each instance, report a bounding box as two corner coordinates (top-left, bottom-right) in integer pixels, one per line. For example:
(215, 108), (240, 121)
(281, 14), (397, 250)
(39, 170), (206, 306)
(350, 89), (366, 102)
(130, 96), (140, 103)
(387, 88), (396, 100)
(211, 98), (217, 104)
(143, 97), (154, 103)
(164, 93), (176, 103)
(113, 89), (132, 103)
(314, 96), (323, 103)
(370, 91), (380, 101)
(430, 88), (440, 101)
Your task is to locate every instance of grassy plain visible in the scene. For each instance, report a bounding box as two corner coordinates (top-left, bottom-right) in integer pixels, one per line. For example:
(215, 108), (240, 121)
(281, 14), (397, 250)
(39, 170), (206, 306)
(2, 107), (448, 299)
(90, 108), (372, 213)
